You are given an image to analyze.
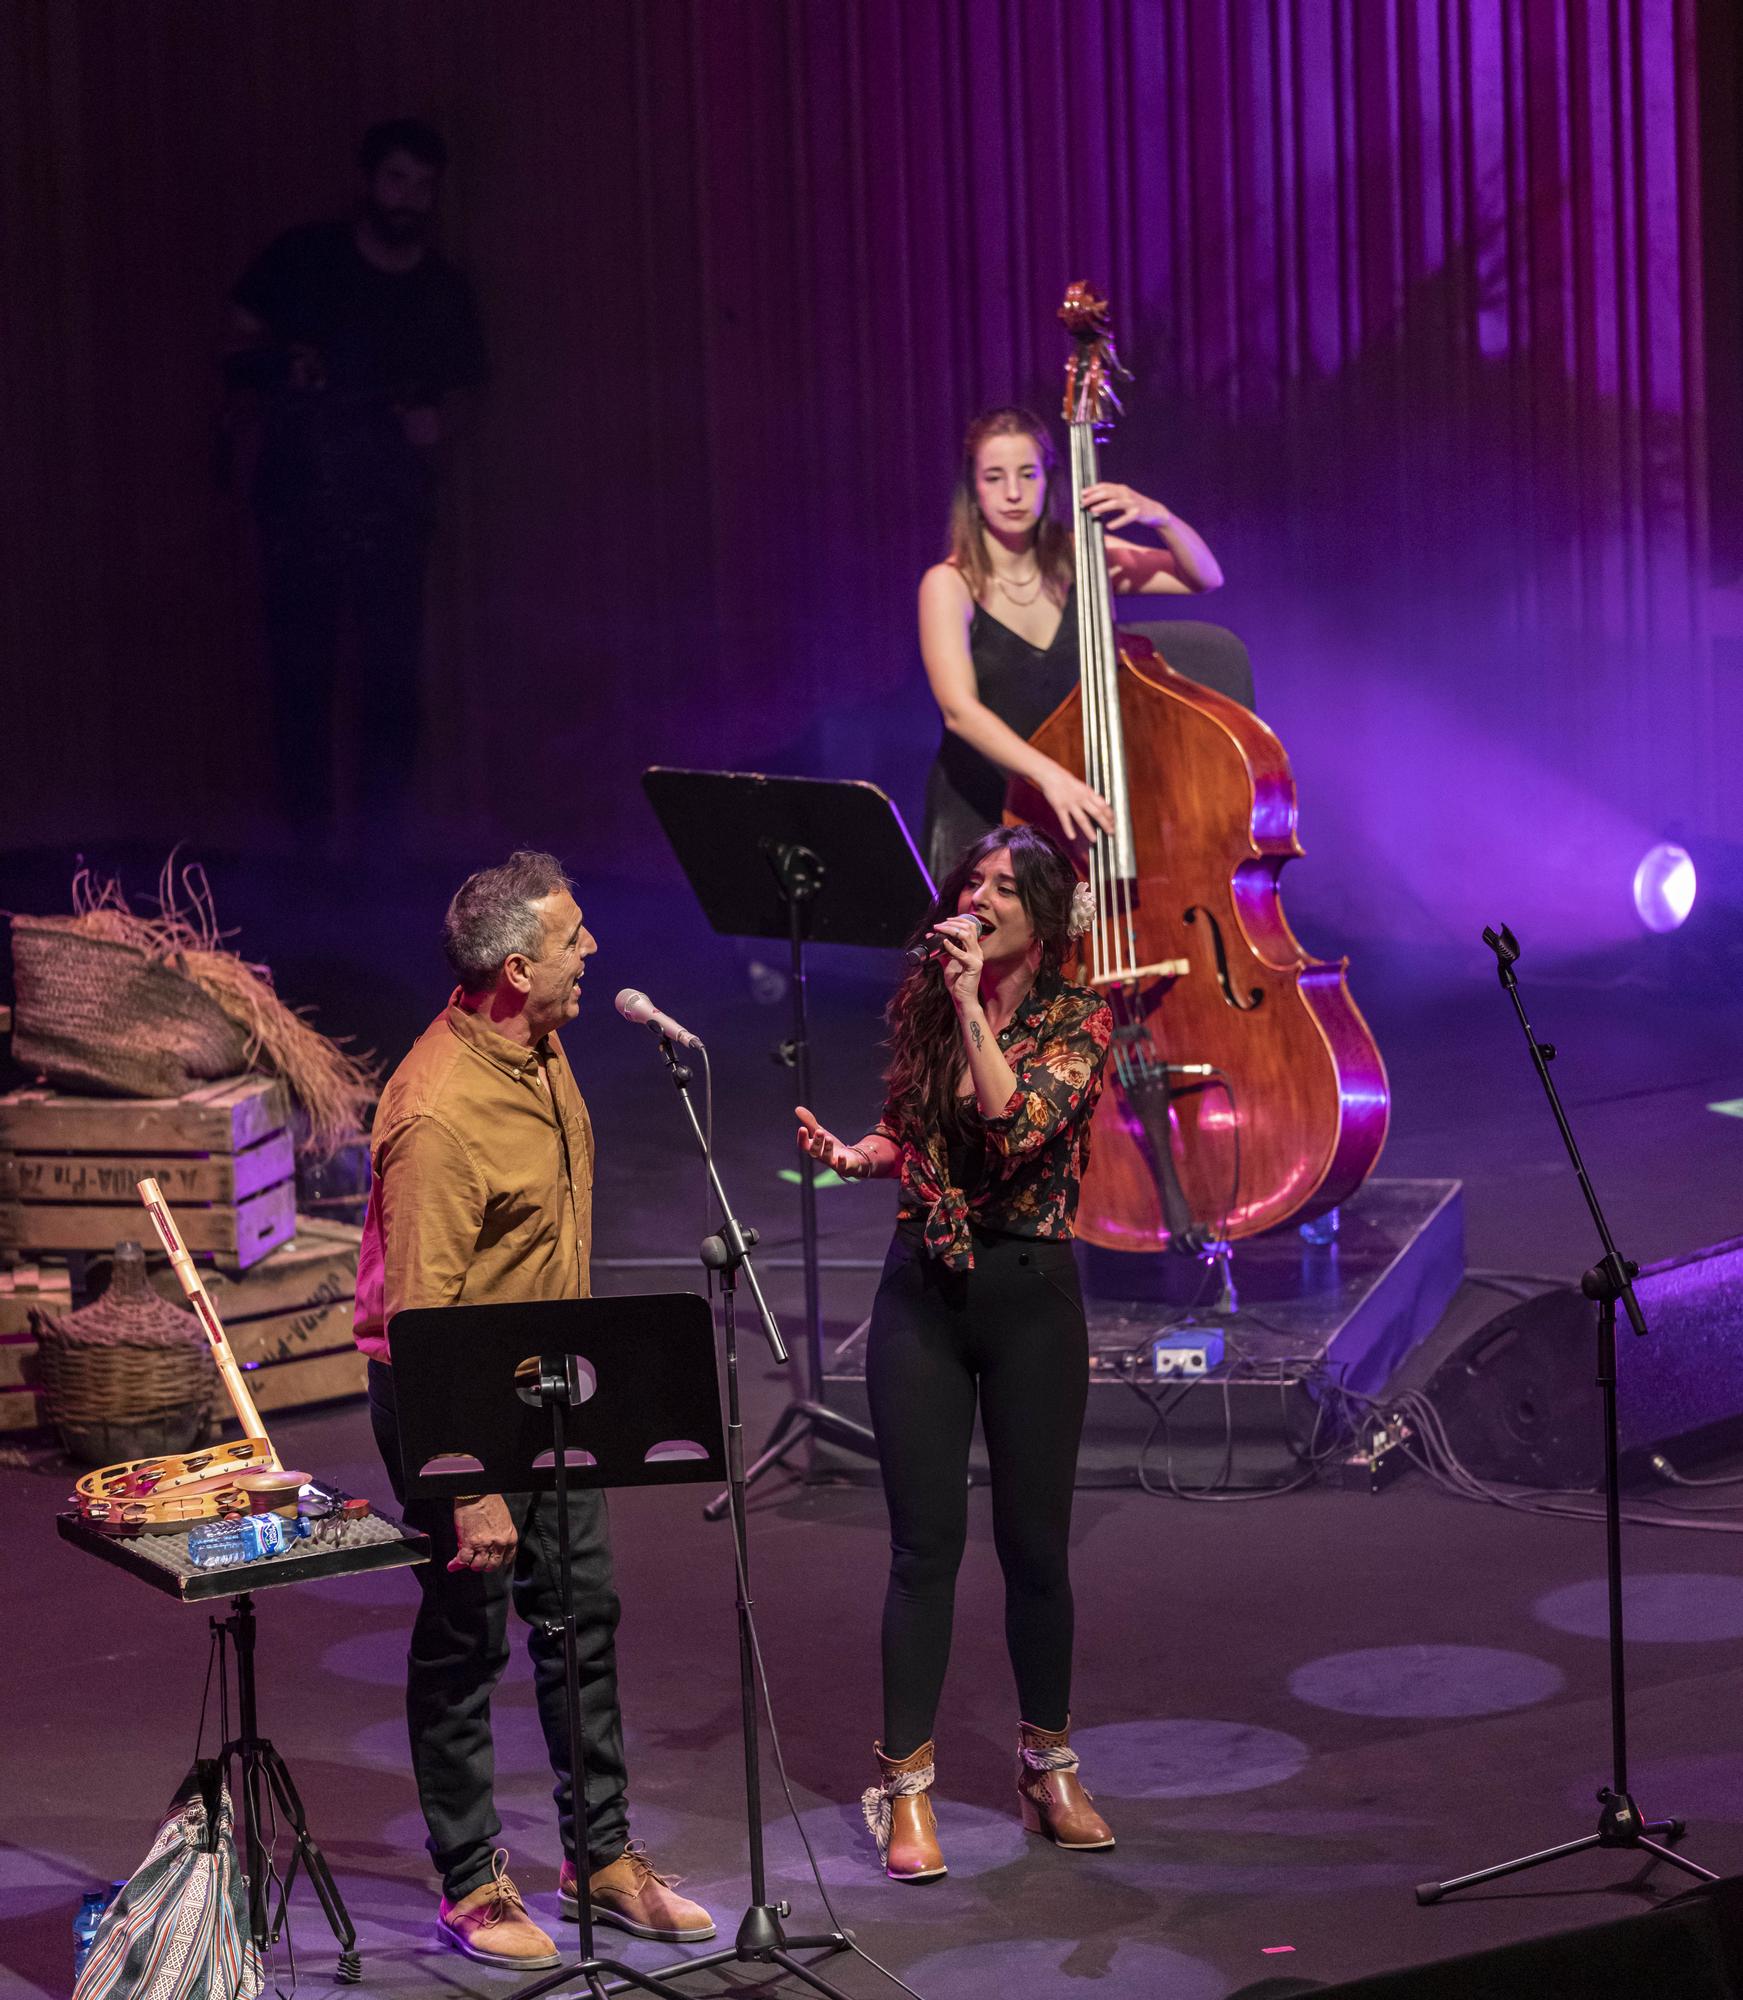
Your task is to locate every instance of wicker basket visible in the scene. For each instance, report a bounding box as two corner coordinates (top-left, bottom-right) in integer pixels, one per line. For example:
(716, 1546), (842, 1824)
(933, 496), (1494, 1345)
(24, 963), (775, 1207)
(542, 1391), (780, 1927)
(33, 1243), (215, 1464)
(10, 915), (252, 1098)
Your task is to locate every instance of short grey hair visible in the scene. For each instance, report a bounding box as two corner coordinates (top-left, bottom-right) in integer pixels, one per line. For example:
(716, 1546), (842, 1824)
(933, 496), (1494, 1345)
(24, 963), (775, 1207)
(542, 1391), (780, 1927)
(442, 850), (572, 994)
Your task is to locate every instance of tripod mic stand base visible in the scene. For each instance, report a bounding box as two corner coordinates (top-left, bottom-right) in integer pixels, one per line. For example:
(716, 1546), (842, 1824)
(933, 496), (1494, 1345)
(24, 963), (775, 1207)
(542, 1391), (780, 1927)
(702, 1398), (878, 1521)
(641, 1904), (856, 2000)
(511, 1952), (702, 2000)
(1415, 1788), (1716, 1906)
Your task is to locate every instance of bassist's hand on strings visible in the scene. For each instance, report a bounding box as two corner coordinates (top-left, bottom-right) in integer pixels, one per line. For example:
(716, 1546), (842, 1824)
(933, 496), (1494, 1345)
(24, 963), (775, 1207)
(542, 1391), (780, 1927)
(1036, 761), (1115, 846)
(1080, 480), (1170, 532)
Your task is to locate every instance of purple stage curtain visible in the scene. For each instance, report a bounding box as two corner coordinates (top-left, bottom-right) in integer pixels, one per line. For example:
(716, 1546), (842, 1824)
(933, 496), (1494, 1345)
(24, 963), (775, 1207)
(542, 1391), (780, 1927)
(0, 1), (1723, 945)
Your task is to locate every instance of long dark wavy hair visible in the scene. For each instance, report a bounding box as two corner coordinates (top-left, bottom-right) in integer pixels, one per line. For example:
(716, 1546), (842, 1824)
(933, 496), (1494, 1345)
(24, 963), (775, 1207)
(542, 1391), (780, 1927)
(885, 824), (1079, 1136)
(945, 407), (1076, 607)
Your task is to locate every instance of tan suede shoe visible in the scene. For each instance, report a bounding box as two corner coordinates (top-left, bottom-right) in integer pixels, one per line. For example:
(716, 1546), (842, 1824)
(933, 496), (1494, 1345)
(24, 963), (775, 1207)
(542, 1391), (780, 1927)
(560, 1846), (717, 1943)
(438, 1851), (561, 1968)
(1017, 1720), (1115, 1850)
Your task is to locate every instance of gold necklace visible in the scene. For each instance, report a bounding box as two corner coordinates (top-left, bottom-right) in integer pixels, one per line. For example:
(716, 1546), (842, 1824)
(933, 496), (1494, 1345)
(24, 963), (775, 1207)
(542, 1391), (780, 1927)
(994, 565), (1044, 607)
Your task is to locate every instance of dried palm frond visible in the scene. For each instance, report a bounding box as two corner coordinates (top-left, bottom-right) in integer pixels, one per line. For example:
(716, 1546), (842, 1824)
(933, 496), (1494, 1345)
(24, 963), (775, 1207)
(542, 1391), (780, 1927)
(68, 857), (376, 1158)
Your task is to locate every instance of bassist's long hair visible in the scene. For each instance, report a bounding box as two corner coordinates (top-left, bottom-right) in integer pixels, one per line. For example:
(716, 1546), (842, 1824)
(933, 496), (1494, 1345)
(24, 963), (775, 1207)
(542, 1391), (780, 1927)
(884, 825), (1078, 1137)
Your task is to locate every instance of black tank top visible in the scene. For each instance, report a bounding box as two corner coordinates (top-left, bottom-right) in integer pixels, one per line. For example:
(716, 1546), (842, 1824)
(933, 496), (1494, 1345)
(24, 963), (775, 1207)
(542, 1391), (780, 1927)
(923, 582), (1078, 879)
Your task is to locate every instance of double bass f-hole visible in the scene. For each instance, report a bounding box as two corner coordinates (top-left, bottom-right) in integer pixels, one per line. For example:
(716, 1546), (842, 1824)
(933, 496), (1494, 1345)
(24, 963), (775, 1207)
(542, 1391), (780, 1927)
(1184, 906), (1264, 1011)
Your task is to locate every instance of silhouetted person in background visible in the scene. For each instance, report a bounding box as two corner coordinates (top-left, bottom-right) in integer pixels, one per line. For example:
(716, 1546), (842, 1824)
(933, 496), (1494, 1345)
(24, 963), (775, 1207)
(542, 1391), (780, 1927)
(227, 119), (487, 849)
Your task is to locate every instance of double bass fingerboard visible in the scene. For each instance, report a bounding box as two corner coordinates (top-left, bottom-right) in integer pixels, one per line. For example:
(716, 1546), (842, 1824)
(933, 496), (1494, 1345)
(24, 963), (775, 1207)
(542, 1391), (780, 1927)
(1062, 282), (1143, 989)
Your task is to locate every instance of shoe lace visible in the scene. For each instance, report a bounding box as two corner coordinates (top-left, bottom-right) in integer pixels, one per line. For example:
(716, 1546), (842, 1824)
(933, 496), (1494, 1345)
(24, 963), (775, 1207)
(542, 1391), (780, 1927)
(478, 1849), (528, 1928)
(618, 1841), (684, 1890)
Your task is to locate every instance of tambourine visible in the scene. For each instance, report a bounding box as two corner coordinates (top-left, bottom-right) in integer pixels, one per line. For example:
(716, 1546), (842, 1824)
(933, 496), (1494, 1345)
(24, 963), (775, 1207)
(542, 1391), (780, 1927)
(79, 1466), (308, 1534)
(74, 1181), (300, 1535)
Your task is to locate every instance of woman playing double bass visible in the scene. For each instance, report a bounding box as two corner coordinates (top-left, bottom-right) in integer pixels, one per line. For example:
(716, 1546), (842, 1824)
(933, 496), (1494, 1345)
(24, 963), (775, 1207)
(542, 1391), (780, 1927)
(918, 405), (1224, 881)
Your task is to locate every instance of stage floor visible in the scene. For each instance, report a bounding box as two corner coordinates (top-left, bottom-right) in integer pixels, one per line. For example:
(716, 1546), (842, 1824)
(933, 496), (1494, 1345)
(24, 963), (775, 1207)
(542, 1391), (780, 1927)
(10, 1394), (1743, 1999)
(5, 849), (1743, 1996)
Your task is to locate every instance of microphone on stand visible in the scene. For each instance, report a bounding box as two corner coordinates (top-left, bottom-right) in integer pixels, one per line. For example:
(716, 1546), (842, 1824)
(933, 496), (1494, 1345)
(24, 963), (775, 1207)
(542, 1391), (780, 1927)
(903, 915), (992, 966)
(614, 988), (705, 1050)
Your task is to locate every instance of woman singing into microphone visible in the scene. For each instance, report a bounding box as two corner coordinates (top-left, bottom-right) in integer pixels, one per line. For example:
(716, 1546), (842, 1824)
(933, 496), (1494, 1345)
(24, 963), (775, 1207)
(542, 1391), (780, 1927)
(919, 405), (1223, 880)
(795, 824), (1115, 1881)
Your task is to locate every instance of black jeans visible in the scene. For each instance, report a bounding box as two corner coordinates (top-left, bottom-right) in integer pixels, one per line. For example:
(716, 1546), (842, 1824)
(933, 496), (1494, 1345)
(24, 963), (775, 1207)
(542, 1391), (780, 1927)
(865, 1227), (1089, 1758)
(368, 1360), (629, 1899)
(259, 524), (426, 836)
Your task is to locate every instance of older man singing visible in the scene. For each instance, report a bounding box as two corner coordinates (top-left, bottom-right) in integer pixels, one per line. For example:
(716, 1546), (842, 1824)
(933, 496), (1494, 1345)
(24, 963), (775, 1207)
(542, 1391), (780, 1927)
(356, 850), (713, 1967)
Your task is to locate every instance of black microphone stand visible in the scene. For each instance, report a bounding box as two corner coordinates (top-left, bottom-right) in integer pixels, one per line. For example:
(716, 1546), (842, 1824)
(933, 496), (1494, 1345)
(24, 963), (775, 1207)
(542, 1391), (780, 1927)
(1415, 923), (1717, 1905)
(634, 1028), (857, 1997)
(512, 1355), (694, 2000)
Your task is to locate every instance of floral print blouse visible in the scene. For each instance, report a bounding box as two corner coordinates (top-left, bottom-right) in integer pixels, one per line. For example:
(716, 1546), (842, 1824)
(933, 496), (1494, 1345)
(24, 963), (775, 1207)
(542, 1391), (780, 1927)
(878, 965), (1114, 1271)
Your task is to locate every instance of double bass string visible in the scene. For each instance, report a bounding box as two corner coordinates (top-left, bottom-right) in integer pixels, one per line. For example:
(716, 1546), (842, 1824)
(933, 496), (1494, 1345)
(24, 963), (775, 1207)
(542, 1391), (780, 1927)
(1071, 415), (1139, 985)
(1072, 420), (1113, 984)
(1073, 422), (1113, 976)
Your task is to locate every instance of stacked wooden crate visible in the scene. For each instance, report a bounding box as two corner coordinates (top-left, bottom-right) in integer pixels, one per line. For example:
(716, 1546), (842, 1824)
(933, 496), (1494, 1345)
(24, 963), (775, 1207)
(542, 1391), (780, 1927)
(0, 1077), (296, 1269)
(0, 1263), (72, 1434)
(0, 1076), (367, 1432)
(152, 1215), (366, 1414)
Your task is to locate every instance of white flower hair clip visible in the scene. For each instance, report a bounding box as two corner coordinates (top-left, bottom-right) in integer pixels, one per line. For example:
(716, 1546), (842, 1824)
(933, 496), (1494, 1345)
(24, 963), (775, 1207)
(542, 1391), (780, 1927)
(1068, 879), (1096, 939)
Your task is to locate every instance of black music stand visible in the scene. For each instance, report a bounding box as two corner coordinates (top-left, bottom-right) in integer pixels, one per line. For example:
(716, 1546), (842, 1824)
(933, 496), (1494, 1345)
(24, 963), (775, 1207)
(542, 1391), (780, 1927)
(642, 767), (933, 1509)
(390, 1294), (724, 2000)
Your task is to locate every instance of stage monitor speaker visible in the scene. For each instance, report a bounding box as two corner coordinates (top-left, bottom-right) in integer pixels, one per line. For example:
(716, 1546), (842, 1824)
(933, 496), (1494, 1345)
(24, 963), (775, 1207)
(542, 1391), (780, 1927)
(1421, 1234), (1743, 1488)
(1223, 1872), (1743, 1998)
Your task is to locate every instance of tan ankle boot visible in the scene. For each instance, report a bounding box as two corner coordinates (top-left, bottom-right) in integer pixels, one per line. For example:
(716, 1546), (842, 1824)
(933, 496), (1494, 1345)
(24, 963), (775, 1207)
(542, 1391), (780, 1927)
(862, 1740), (946, 1881)
(1016, 1720), (1115, 1850)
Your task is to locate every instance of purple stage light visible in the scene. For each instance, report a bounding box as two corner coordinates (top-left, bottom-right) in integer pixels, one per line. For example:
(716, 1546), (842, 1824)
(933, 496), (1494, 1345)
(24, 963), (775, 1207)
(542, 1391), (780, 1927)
(1633, 842), (1697, 933)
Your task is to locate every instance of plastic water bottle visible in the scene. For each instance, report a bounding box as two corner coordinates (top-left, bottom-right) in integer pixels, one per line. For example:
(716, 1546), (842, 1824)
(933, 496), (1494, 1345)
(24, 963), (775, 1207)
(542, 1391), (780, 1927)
(186, 1512), (309, 1569)
(1299, 1205), (1341, 1247)
(73, 1887), (120, 1981)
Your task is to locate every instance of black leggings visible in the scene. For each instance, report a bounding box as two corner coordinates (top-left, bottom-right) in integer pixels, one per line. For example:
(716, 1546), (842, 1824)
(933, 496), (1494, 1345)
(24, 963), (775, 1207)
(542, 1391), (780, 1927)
(865, 1226), (1089, 1757)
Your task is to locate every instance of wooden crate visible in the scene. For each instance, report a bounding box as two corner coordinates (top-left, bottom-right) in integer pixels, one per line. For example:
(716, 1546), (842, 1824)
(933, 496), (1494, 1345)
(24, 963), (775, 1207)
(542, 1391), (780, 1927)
(161, 1216), (363, 1365)
(0, 1077), (295, 1271)
(157, 1215), (365, 1412)
(248, 1345), (368, 1412)
(0, 1218), (367, 1436)
(0, 1264), (71, 1432)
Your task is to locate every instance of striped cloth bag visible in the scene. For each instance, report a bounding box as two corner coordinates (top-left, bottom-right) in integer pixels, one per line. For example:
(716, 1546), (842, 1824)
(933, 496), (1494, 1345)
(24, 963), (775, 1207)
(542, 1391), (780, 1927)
(74, 1763), (262, 2000)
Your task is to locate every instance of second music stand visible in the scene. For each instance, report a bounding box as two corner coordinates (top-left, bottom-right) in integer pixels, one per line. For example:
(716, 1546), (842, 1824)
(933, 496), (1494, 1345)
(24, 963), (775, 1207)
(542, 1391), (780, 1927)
(643, 767), (934, 1508)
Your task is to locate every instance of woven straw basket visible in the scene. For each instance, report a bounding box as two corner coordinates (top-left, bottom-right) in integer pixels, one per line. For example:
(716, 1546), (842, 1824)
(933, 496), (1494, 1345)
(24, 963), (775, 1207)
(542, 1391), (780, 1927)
(33, 1245), (214, 1464)
(9, 915), (252, 1098)
(35, 1332), (214, 1464)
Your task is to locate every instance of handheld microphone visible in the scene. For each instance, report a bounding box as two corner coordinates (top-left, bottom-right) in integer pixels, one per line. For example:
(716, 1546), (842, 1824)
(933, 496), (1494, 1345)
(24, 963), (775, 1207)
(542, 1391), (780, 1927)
(614, 988), (705, 1050)
(904, 915), (991, 966)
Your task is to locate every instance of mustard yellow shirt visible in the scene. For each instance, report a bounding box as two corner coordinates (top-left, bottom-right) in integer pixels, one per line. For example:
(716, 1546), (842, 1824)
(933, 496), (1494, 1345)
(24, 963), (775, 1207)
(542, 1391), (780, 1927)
(353, 997), (594, 1362)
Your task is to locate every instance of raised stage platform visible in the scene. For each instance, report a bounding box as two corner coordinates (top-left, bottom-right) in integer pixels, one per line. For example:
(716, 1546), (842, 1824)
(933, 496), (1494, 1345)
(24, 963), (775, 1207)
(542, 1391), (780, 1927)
(824, 1178), (1465, 1488)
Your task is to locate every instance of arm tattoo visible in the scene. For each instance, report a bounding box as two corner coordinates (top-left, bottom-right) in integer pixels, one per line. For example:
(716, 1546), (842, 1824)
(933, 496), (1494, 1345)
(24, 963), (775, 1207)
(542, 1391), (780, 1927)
(969, 1020), (984, 1051)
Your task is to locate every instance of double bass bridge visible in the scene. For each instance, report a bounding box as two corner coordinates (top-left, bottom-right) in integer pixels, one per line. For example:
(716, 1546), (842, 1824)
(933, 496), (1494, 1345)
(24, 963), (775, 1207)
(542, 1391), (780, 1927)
(1090, 964), (1198, 1105)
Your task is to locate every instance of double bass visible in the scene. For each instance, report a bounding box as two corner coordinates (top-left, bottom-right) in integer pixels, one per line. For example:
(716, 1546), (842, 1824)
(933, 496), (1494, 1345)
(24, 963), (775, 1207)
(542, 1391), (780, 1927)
(1008, 285), (1388, 1251)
